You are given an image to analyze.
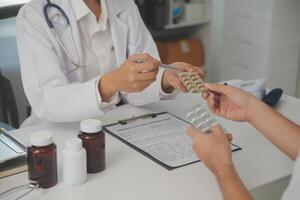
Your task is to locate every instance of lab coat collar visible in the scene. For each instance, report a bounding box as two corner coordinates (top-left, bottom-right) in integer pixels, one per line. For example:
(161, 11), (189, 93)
(70, 0), (108, 26)
(106, 1), (128, 65)
(107, 0), (126, 16)
(70, 0), (90, 21)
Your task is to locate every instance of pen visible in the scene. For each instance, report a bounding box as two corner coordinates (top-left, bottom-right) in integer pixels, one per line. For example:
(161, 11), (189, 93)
(119, 113), (158, 125)
(134, 59), (181, 72)
(159, 64), (181, 72)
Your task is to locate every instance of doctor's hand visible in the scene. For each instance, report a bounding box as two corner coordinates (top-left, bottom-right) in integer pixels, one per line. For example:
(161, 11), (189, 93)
(187, 125), (234, 174)
(99, 54), (160, 101)
(161, 62), (205, 93)
(203, 83), (258, 122)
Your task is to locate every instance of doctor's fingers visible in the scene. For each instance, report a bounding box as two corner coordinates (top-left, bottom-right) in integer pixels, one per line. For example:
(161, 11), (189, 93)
(131, 80), (154, 92)
(129, 53), (160, 66)
(131, 61), (160, 73)
(129, 53), (159, 63)
(134, 70), (158, 82)
(172, 62), (203, 73)
(172, 78), (189, 93)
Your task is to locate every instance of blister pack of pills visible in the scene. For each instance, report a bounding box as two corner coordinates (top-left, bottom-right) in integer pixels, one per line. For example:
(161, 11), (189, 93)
(185, 104), (221, 133)
(178, 72), (207, 93)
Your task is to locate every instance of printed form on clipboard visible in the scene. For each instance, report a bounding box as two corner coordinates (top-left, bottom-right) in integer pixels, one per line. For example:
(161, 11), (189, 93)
(104, 112), (241, 170)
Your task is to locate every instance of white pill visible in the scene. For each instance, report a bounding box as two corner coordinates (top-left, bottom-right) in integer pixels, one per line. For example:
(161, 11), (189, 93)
(191, 117), (200, 124)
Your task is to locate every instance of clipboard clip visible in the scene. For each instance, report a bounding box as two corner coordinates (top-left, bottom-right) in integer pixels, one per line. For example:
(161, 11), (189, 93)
(0, 128), (27, 152)
(118, 113), (158, 125)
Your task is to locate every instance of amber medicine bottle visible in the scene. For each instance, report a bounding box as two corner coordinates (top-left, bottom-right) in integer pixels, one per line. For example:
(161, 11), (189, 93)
(78, 119), (105, 173)
(27, 131), (58, 189)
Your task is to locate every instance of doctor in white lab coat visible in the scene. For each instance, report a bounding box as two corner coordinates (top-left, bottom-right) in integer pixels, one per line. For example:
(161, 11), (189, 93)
(16, 0), (204, 126)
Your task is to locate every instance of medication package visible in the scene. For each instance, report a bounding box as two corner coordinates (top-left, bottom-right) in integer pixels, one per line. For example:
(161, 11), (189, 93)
(185, 104), (242, 154)
(177, 73), (267, 100)
(178, 72), (207, 93)
(178, 72), (222, 132)
(185, 104), (224, 133)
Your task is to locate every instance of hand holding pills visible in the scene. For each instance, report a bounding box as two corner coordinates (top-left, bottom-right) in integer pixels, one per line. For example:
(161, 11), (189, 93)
(178, 72), (207, 93)
(161, 62), (205, 93)
(185, 104), (222, 133)
(202, 83), (257, 122)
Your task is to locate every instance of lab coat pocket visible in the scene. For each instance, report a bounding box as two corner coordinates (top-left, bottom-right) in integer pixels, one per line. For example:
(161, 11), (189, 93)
(127, 44), (137, 57)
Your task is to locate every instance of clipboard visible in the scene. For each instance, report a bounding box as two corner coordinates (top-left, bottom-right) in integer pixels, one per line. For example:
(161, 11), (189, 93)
(104, 112), (242, 170)
(0, 128), (27, 178)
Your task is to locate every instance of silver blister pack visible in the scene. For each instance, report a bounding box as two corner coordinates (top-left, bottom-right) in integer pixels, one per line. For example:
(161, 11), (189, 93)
(185, 104), (220, 133)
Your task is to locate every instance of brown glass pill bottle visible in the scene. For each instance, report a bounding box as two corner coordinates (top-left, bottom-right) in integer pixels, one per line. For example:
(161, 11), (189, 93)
(27, 131), (58, 189)
(78, 119), (105, 174)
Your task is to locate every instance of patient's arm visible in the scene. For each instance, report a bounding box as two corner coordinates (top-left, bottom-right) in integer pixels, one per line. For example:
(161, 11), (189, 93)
(204, 83), (300, 160)
(187, 126), (253, 200)
(248, 100), (300, 160)
(216, 165), (253, 200)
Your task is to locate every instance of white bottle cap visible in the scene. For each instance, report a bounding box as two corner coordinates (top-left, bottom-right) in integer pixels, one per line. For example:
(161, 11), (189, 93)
(66, 138), (82, 151)
(30, 131), (53, 147)
(80, 119), (102, 133)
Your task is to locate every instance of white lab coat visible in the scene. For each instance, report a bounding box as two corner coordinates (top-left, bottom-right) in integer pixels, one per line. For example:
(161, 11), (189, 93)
(16, 0), (171, 126)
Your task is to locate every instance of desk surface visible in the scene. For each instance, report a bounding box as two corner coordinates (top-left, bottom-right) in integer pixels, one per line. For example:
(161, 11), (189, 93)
(1, 93), (298, 200)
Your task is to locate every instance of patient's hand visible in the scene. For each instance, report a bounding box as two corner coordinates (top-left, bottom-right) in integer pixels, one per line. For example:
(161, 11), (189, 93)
(202, 83), (258, 122)
(187, 125), (233, 174)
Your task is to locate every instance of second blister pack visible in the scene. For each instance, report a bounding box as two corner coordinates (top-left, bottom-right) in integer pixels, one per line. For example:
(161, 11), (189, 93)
(185, 104), (221, 133)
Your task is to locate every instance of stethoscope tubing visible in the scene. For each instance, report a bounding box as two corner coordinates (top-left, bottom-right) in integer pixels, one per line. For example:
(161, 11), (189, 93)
(44, 3), (70, 28)
(0, 182), (39, 200)
(43, 0), (87, 73)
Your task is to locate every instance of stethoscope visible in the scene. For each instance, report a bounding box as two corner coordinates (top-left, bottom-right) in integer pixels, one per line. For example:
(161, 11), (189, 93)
(44, 0), (88, 73)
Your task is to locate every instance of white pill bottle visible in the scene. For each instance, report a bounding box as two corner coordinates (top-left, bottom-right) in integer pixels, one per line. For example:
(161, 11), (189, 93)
(63, 138), (87, 185)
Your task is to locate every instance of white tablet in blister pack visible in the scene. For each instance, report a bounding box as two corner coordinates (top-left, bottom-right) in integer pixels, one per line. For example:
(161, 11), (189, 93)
(185, 104), (223, 133)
